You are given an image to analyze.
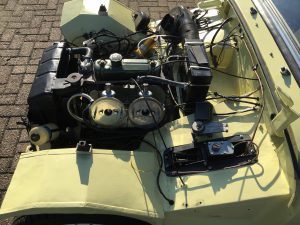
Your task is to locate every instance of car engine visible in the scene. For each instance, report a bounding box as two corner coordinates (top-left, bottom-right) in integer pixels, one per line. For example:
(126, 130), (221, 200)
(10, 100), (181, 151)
(26, 2), (212, 150)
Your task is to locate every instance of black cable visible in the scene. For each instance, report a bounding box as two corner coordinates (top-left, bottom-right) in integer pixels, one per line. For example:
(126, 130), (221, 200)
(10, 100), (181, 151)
(131, 79), (168, 148)
(195, 10), (208, 24)
(205, 34), (242, 49)
(131, 78), (175, 205)
(160, 60), (259, 81)
(95, 35), (131, 53)
(83, 31), (132, 57)
(213, 92), (259, 100)
(168, 85), (183, 110)
(140, 139), (174, 205)
(199, 22), (223, 31)
(206, 92), (260, 106)
(125, 30), (157, 37)
(213, 106), (258, 116)
(217, 39), (231, 66)
(207, 97), (260, 106)
(209, 18), (233, 67)
(209, 42), (238, 50)
(210, 25), (241, 45)
(233, 140), (260, 163)
(216, 25), (241, 66)
(251, 66), (265, 142)
(211, 67), (258, 80)
(207, 92), (260, 101)
(137, 75), (189, 88)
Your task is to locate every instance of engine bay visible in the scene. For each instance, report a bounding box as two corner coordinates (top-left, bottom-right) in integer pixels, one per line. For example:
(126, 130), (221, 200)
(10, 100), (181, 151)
(3, 1), (300, 221)
(25, 0), (260, 175)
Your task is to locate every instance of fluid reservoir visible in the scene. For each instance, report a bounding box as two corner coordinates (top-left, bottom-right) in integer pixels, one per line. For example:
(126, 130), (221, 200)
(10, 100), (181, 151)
(29, 123), (59, 146)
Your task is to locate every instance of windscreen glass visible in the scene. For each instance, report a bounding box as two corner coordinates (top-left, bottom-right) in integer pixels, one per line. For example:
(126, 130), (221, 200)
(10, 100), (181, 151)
(272, 0), (300, 43)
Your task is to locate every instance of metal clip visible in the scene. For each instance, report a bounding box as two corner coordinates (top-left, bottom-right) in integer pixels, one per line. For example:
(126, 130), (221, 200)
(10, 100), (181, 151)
(271, 87), (300, 137)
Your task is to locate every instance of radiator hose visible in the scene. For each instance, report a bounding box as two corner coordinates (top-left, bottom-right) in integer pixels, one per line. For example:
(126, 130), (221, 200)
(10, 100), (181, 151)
(67, 47), (93, 75)
(160, 6), (199, 41)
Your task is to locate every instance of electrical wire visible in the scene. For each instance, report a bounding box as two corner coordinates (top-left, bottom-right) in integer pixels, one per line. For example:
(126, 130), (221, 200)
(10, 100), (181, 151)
(233, 140), (260, 163)
(209, 65), (262, 118)
(213, 106), (259, 116)
(125, 30), (157, 37)
(206, 92), (260, 106)
(131, 79), (167, 148)
(159, 59), (259, 80)
(67, 93), (94, 123)
(131, 78), (174, 205)
(210, 91), (260, 100)
(166, 55), (188, 61)
(236, 36), (265, 142)
(140, 139), (174, 205)
(199, 22), (223, 31)
(209, 18), (233, 67)
(167, 85), (185, 113)
(137, 35), (180, 50)
(179, 90), (260, 110)
(195, 10), (208, 23)
(93, 34), (131, 56)
(137, 75), (190, 88)
(209, 42), (238, 50)
(251, 66), (264, 141)
(216, 25), (241, 66)
(72, 29), (133, 57)
(205, 34), (242, 49)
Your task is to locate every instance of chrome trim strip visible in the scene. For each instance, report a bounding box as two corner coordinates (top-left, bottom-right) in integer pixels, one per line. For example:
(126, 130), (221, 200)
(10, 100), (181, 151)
(253, 0), (300, 86)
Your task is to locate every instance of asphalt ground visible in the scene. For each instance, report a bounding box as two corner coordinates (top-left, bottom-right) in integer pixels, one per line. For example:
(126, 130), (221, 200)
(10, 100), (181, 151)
(0, 0), (197, 224)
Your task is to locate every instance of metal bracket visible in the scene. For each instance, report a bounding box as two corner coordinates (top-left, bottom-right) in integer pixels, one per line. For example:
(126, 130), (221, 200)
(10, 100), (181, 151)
(192, 121), (228, 136)
(76, 140), (92, 152)
(271, 87), (300, 137)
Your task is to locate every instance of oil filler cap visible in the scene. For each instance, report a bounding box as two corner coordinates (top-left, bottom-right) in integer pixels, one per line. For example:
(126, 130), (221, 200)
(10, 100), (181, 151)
(109, 53), (123, 67)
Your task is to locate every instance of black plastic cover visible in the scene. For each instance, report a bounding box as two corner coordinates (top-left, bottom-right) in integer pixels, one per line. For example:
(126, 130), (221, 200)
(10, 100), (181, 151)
(184, 39), (212, 103)
(185, 39), (212, 84)
(194, 102), (213, 121)
(134, 11), (150, 31)
(28, 42), (68, 124)
(164, 135), (257, 176)
(160, 6), (198, 42)
(94, 59), (161, 81)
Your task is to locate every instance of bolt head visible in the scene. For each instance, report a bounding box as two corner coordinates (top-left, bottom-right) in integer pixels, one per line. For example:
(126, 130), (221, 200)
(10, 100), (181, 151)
(280, 67), (291, 76)
(250, 7), (257, 15)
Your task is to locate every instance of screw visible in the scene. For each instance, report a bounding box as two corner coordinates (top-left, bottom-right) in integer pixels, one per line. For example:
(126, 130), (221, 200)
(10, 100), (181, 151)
(280, 67), (291, 76)
(150, 60), (156, 67)
(250, 7), (257, 15)
(195, 121), (205, 132)
(105, 83), (112, 92)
